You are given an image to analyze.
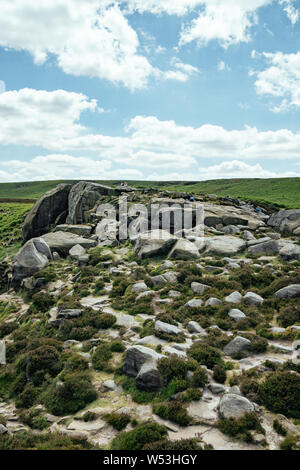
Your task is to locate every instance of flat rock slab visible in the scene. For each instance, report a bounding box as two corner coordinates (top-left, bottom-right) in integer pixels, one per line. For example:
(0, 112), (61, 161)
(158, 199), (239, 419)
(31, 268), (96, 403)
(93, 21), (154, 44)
(42, 231), (96, 255)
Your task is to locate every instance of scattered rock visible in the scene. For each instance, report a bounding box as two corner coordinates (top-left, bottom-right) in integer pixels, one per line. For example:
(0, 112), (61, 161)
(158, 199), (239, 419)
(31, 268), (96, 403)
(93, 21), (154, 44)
(224, 336), (251, 356)
(205, 297), (222, 307)
(41, 231), (96, 256)
(225, 291), (242, 304)
(248, 240), (280, 256)
(219, 393), (255, 419)
(244, 292), (264, 306)
(203, 236), (246, 256)
(169, 239), (200, 260)
(228, 309), (246, 322)
(191, 282), (210, 295)
(275, 284), (300, 299)
(155, 320), (182, 336)
(69, 244), (86, 260)
(185, 299), (203, 308)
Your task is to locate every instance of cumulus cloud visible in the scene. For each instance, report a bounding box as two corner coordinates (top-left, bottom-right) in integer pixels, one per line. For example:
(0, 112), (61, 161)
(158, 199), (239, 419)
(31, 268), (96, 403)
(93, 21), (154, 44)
(252, 50), (300, 111)
(218, 60), (231, 71)
(0, 154), (143, 182)
(0, 1), (157, 90)
(0, 88), (98, 147)
(179, 0), (271, 48)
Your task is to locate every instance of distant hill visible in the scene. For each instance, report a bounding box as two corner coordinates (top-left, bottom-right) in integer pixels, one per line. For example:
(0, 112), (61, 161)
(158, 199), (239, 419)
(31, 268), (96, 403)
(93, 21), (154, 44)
(0, 177), (299, 209)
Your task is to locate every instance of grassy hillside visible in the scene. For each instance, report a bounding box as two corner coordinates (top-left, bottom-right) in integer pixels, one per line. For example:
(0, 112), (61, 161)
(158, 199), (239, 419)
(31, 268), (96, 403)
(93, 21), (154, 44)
(0, 177), (299, 208)
(0, 203), (32, 260)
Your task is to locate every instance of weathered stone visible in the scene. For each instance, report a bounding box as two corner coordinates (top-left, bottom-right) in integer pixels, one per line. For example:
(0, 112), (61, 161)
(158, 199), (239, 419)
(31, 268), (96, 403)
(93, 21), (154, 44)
(131, 282), (148, 294)
(155, 320), (182, 336)
(280, 244), (300, 261)
(54, 224), (92, 236)
(219, 393), (255, 419)
(275, 284), (300, 299)
(244, 292), (264, 306)
(228, 309), (246, 322)
(187, 321), (205, 334)
(67, 181), (116, 224)
(69, 244), (86, 260)
(168, 239), (200, 260)
(225, 292), (242, 304)
(135, 230), (177, 259)
(185, 299), (203, 308)
(0, 341), (6, 365)
(205, 297), (222, 307)
(41, 232), (96, 255)
(22, 183), (71, 241)
(12, 237), (52, 284)
(191, 282), (210, 295)
(243, 230), (256, 241)
(0, 424), (8, 435)
(123, 346), (163, 392)
(203, 236), (246, 256)
(248, 240), (280, 256)
(267, 209), (300, 235)
(224, 336), (251, 356)
(209, 383), (226, 394)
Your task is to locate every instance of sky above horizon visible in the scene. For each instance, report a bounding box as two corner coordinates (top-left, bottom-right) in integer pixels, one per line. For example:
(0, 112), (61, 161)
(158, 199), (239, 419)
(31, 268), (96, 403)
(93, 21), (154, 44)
(0, 0), (300, 182)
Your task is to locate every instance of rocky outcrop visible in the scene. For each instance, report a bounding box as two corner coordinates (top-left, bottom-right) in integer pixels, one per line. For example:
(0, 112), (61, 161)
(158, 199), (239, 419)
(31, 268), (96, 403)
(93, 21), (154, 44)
(41, 232), (96, 256)
(22, 184), (71, 241)
(279, 243), (300, 261)
(12, 237), (52, 285)
(67, 181), (116, 224)
(203, 236), (246, 256)
(134, 230), (177, 259)
(268, 209), (300, 235)
(54, 224), (92, 236)
(123, 345), (163, 392)
(204, 203), (264, 230)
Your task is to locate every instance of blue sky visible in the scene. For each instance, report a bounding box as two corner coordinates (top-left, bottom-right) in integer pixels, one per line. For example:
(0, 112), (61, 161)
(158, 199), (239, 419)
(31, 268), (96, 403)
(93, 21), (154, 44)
(0, 0), (300, 182)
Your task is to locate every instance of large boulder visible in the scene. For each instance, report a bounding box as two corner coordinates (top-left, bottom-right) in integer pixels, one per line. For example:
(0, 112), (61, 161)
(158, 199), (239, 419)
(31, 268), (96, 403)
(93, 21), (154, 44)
(134, 230), (177, 259)
(12, 238), (52, 285)
(219, 393), (255, 419)
(168, 239), (200, 260)
(67, 181), (116, 224)
(203, 236), (246, 256)
(279, 243), (300, 261)
(248, 240), (280, 256)
(22, 184), (71, 242)
(244, 292), (264, 306)
(267, 209), (300, 235)
(41, 232), (96, 256)
(275, 284), (300, 299)
(224, 336), (251, 357)
(123, 345), (163, 392)
(204, 203), (264, 230)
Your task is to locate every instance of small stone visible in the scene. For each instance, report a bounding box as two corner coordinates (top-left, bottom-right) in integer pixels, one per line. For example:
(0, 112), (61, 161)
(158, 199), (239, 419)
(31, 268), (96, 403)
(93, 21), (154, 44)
(205, 297), (222, 307)
(191, 282), (210, 295)
(228, 309), (246, 322)
(185, 299), (203, 308)
(244, 292), (264, 306)
(225, 291), (242, 304)
(131, 282), (148, 294)
(155, 320), (182, 336)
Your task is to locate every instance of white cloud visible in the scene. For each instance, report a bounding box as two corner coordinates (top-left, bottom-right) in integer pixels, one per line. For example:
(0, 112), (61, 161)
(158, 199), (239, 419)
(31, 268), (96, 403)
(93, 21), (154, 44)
(0, 81), (6, 94)
(0, 88), (98, 147)
(0, 1), (157, 90)
(0, 154), (143, 182)
(279, 0), (299, 25)
(161, 58), (199, 82)
(1, 89), (300, 164)
(218, 60), (231, 71)
(124, 0), (202, 16)
(252, 50), (300, 111)
(179, 0), (271, 48)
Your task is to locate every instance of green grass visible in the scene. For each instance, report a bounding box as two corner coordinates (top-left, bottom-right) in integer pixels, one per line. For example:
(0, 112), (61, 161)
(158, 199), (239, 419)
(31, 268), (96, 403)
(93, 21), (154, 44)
(0, 203), (32, 260)
(0, 178), (299, 208)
